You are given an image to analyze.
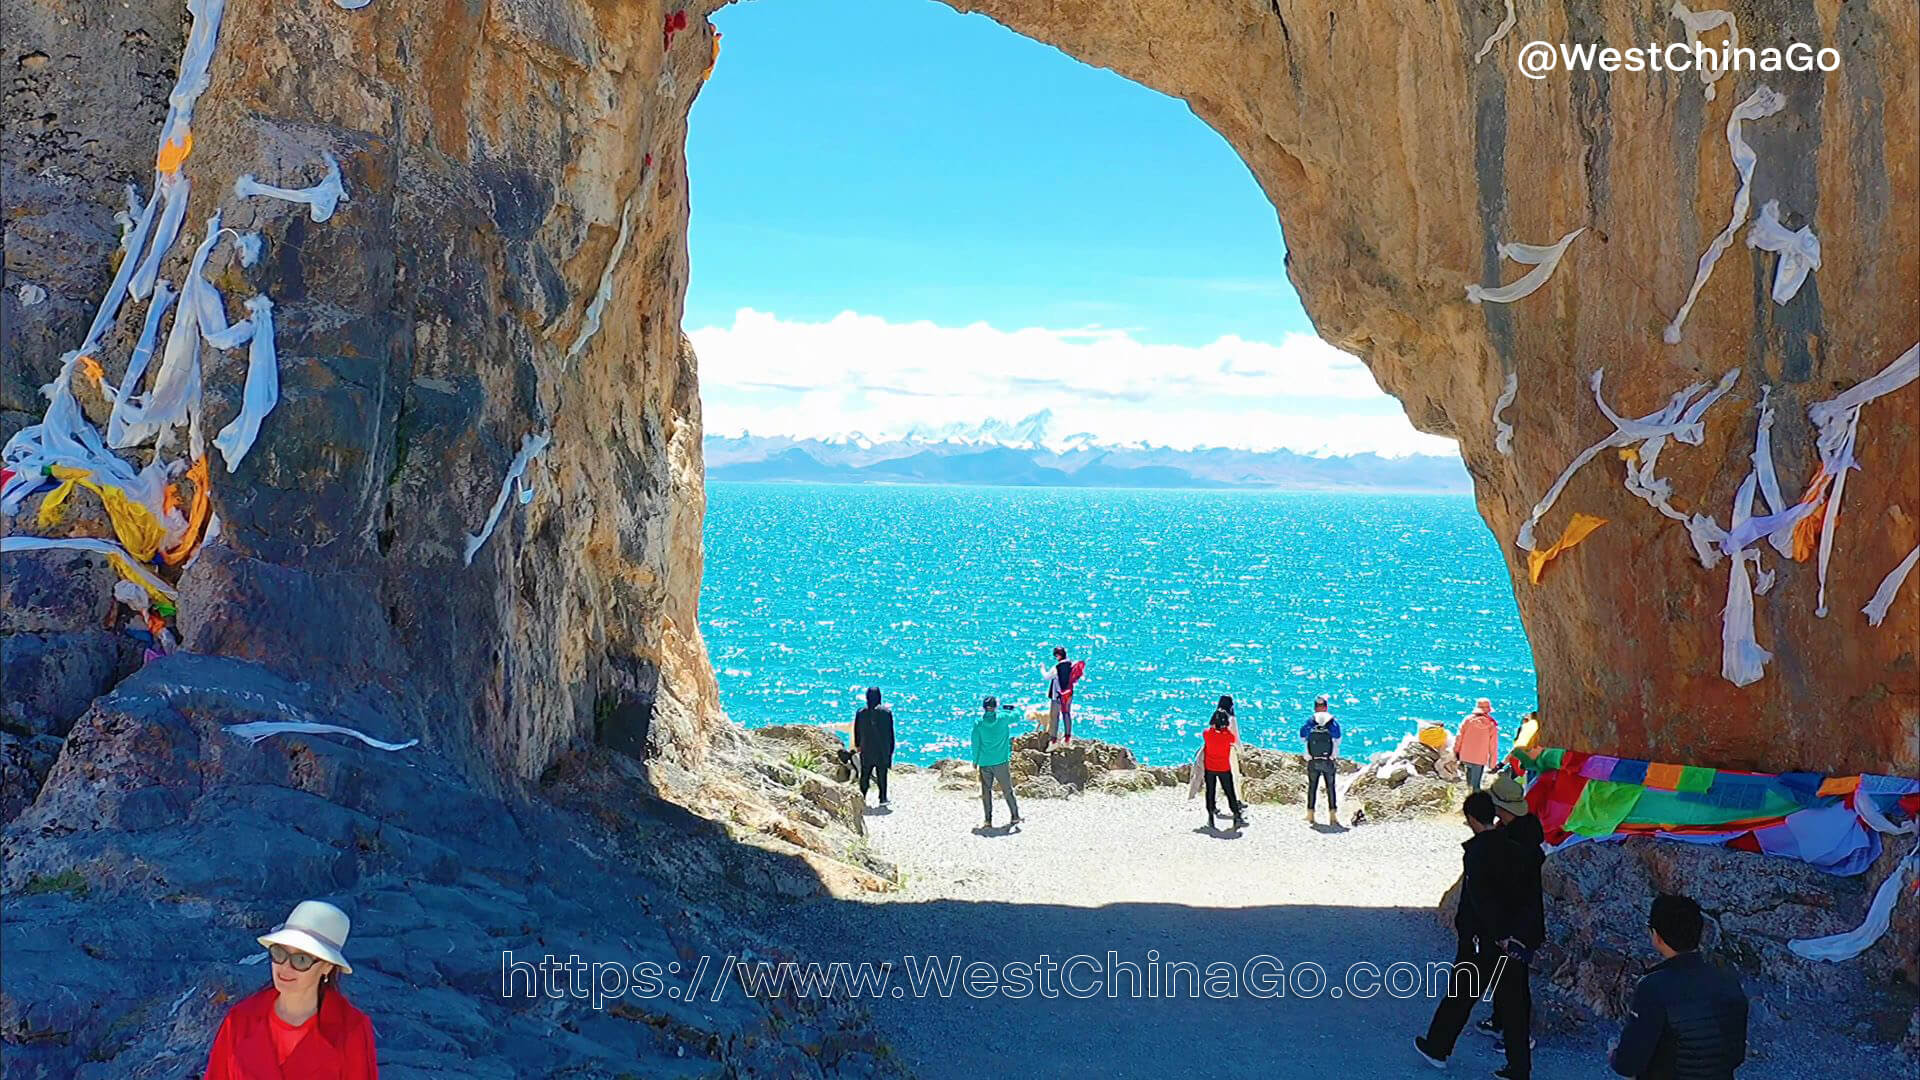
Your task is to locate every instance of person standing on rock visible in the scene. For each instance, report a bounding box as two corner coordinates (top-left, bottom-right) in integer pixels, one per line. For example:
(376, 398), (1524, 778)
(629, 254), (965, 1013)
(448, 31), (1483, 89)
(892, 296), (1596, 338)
(972, 696), (1022, 829)
(1300, 694), (1342, 826)
(1608, 894), (1749, 1080)
(202, 899), (378, 1079)
(1046, 646), (1078, 745)
(853, 686), (896, 807)
(1454, 698), (1501, 791)
(1416, 791), (1534, 1080)
(1201, 709), (1246, 830)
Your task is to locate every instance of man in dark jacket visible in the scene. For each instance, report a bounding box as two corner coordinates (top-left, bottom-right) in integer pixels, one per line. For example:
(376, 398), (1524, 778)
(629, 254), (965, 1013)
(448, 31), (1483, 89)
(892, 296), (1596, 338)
(852, 686), (896, 807)
(1476, 775), (1546, 1052)
(1610, 894), (1749, 1080)
(1416, 791), (1535, 1080)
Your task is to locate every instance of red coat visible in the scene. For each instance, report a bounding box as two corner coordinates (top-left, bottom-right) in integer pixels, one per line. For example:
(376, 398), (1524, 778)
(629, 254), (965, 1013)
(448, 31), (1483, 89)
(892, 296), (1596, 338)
(203, 986), (378, 1080)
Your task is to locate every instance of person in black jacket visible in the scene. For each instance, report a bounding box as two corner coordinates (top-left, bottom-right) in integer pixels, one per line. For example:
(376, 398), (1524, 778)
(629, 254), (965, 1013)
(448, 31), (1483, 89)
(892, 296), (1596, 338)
(1610, 894), (1749, 1080)
(1415, 791), (1535, 1080)
(852, 686), (896, 807)
(1476, 776), (1547, 1052)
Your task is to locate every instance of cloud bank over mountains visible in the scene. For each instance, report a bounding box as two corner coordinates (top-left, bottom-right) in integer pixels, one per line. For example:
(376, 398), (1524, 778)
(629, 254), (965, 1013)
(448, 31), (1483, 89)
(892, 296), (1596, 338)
(690, 308), (1460, 459)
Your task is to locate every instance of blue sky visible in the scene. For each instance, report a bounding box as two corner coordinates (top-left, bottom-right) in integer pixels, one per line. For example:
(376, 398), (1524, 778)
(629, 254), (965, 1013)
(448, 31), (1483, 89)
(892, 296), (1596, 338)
(684, 0), (1450, 456)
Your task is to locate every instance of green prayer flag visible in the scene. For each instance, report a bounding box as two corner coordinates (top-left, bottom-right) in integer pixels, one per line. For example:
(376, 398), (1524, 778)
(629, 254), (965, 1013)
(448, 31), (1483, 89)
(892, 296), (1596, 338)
(1563, 779), (1645, 836)
(1675, 765), (1716, 793)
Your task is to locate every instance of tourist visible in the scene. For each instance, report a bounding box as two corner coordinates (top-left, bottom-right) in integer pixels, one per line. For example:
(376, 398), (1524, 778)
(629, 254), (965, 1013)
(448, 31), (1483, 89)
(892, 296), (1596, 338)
(202, 900), (377, 1078)
(1475, 774), (1547, 1054)
(1454, 698), (1501, 791)
(973, 697), (1022, 828)
(852, 686), (895, 806)
(1415, 791), (1534, 1080)
(1046, 646), (1077, 744)
(1300, 694), (1342, 826)
(1608, 894), (1749, 1080)
(1488, 775), (1542, 848)
(1201, 709), (1246, 830)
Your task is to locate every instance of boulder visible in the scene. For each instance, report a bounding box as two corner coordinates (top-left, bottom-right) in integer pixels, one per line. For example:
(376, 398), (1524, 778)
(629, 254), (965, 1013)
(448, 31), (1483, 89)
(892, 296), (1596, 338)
(1014, 774), (1072, 800)
(1008, 748), (1051, 781)
(751, 724), (850, 762)
(1088, 768), (1159, 794)
(1010, 731), (1054, 755)
(1144, 766), (1183, 787)
(0, 548), (122, 634)
(0, 731), (64, 825)
(1240, 775), (1306, 805)
(1355, 773), (1460, 821)
(1, 631), (138, 737)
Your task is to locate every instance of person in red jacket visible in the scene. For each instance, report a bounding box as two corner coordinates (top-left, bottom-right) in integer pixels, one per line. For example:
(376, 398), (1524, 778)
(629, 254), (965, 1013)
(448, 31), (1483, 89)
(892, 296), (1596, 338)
(203, 899), (378, 1079)
(1201, 709), (1246, 830)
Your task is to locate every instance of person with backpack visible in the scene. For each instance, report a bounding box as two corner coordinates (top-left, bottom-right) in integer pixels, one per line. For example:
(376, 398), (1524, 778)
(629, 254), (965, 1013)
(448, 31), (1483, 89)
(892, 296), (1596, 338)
(1046, 646), (1078, 744)
(972, 697), (1022, 829)
(1300, 695), (1342, 826)
(1454, 698), (1501, 791)
(1200, 709), (1246, 830)
(852, 686), (896, 807)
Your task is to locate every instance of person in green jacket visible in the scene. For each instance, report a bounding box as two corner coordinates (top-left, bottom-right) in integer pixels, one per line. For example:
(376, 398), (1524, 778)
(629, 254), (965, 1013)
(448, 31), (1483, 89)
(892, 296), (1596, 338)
(973, 697), (1023, 829)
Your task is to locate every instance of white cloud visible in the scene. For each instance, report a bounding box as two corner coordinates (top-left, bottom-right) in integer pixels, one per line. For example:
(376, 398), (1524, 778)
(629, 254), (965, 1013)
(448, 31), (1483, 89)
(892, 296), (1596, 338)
(689, 308), (1459, 457)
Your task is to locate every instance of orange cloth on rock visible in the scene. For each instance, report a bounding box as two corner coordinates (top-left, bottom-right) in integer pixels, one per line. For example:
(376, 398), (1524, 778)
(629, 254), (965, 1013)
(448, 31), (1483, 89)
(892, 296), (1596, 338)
(1527, 513), (1607, 584)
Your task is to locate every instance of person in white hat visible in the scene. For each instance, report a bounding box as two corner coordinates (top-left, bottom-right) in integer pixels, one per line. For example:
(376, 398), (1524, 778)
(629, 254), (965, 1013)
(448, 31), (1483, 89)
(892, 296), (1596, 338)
(202, 899), (378, 1078)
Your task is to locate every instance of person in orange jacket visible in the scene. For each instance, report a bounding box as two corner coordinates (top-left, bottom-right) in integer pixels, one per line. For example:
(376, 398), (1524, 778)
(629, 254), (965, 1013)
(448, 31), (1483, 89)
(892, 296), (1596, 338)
(1453, 698), (1501, 792)
(203, 900), (378, 1079)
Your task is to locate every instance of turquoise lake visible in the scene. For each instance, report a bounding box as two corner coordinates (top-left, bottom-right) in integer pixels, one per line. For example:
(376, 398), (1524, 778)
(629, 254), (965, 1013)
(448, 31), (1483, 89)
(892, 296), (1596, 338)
(700, 482), (1538, 766)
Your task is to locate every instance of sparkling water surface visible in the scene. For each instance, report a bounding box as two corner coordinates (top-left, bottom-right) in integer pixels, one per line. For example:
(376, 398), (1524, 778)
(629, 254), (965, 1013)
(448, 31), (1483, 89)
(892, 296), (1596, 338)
(701, 482), (1536, 766)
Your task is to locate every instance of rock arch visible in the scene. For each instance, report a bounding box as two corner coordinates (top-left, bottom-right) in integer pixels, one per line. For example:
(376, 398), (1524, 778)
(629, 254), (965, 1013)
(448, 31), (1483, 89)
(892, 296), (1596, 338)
(3, 0), (1914, 781)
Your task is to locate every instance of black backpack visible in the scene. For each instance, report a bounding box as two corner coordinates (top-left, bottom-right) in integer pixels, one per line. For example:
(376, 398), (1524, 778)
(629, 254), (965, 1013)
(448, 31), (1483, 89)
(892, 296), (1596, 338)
(1305, 721), (1335, 759)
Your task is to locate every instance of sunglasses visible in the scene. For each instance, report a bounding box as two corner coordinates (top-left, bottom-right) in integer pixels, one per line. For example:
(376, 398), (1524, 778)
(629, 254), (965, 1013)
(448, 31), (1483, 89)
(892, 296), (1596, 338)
(268, 944), (322, 971)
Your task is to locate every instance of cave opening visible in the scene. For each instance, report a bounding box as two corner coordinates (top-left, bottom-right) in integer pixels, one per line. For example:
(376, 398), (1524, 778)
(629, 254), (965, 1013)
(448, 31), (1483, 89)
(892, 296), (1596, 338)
(679, 0), (1536, 766)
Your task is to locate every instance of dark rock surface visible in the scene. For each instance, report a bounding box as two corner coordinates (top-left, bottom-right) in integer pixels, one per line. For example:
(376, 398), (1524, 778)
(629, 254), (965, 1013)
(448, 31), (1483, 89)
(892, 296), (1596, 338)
(1, 631), (139, 738)
(1, 655), (904, 1078)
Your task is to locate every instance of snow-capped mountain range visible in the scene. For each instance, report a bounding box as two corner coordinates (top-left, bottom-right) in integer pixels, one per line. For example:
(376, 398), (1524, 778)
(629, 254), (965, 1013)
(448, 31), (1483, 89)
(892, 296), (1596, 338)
(705, 413), (1470, 492)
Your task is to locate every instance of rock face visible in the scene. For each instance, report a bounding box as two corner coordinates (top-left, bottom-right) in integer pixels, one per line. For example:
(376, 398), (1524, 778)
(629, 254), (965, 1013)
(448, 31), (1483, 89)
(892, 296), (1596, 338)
(3, 0), (1914, 791)
(1, 0), (1915, 1067)
(936, 0), (1919, 775)
(0, 655), (902, 1078)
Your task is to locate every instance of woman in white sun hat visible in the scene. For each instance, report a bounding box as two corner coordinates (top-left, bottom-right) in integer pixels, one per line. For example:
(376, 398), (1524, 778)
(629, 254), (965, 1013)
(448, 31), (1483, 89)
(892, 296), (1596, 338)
(202, 899), (378, 1078)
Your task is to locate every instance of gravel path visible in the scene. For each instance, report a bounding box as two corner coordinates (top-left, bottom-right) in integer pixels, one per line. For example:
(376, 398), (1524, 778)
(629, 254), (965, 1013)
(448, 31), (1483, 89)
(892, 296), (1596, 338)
(767, 773), (1875, 1079)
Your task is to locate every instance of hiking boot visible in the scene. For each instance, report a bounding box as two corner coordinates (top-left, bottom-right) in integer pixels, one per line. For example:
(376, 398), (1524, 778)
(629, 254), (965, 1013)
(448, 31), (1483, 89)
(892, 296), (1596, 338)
(1305, 809), (1317, 825)
(1009, 815), (1023, 826)
(1232, 815), (1246, 829)
(1328, 812), (1341, 826)
(983, 818), (993, 829)
(1207, 814), (1217, 830)
(1412, 1036), (1447, 1069)
(1493, 1036), (1536, 1054)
